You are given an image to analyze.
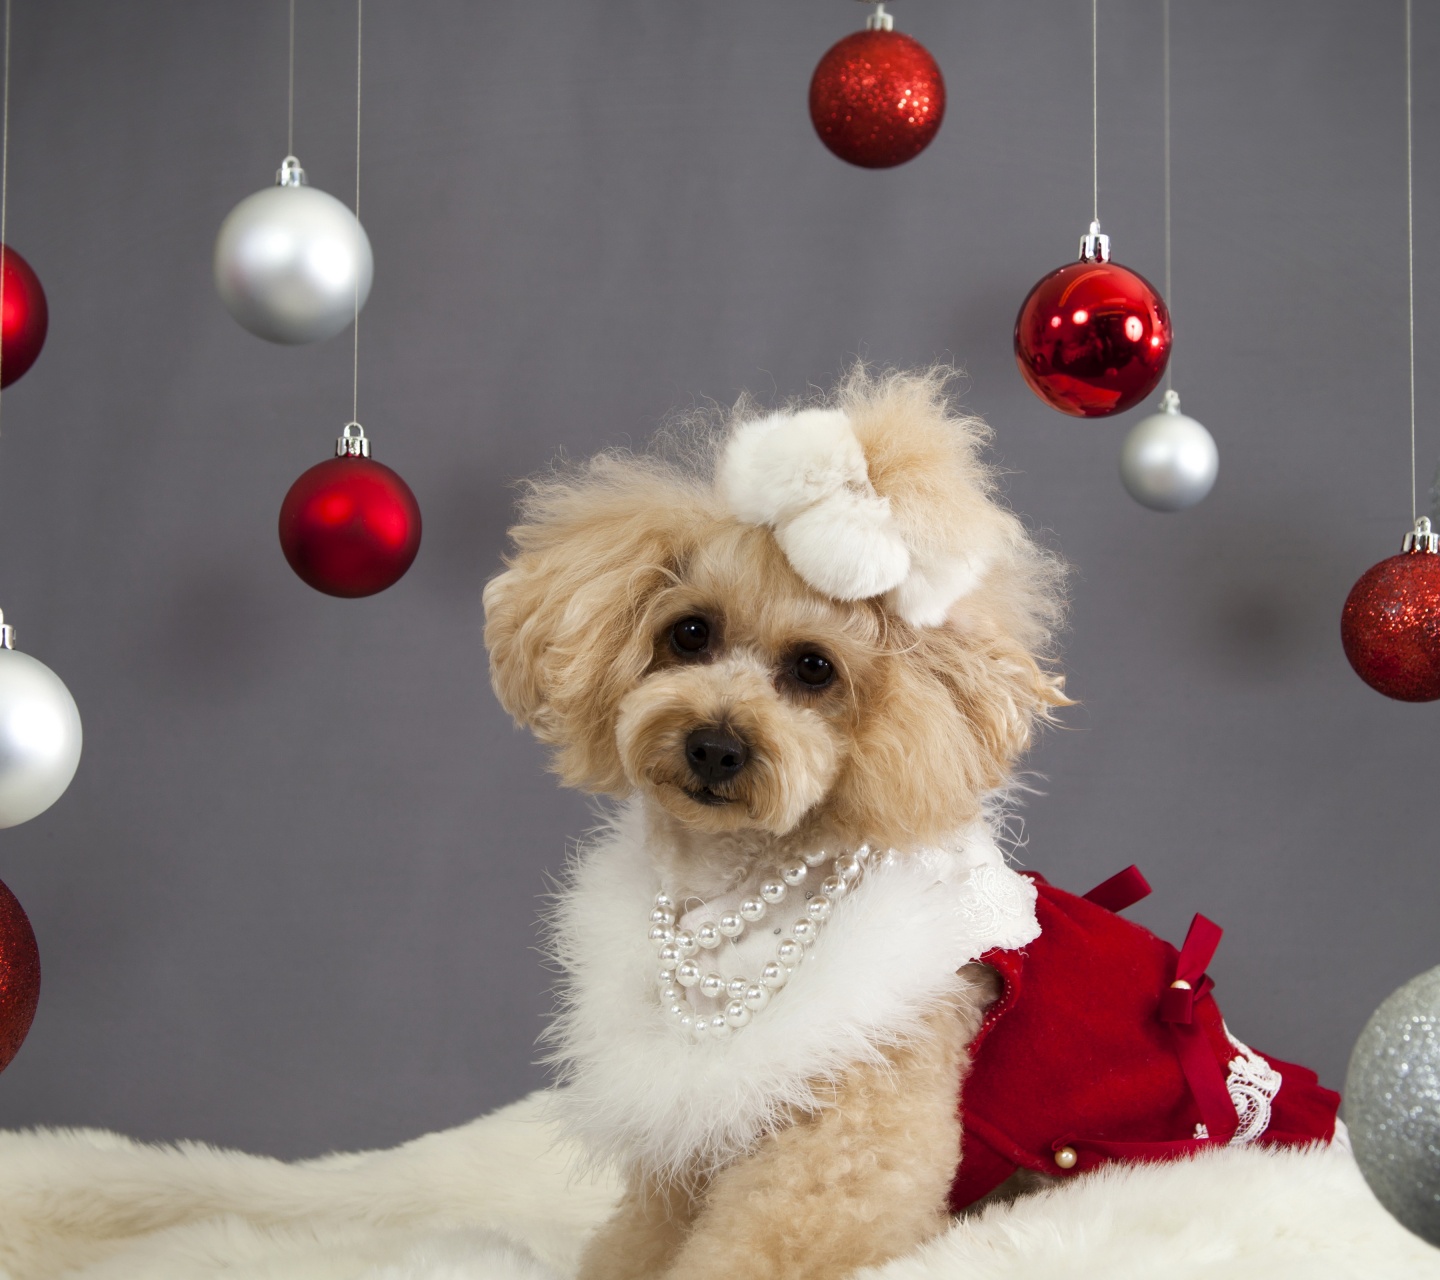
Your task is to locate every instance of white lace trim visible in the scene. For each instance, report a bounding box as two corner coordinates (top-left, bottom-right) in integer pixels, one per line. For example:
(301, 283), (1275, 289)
(1192, 1026), (1282, 1145)
(954, 859), (1035, 941)
(1222, 1025), (1282, 1145)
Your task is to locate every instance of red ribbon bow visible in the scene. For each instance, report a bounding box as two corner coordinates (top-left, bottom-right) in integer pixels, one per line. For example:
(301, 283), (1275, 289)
(1159, 912), (1238, 1144)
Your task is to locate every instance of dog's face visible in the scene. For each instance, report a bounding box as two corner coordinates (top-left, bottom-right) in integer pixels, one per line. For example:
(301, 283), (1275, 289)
(484, 371), (1067, 851)
(613, 521), (868, 838)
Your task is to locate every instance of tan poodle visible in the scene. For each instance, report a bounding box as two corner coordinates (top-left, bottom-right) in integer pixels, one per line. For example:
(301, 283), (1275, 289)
(484, 366), (1068, 1279)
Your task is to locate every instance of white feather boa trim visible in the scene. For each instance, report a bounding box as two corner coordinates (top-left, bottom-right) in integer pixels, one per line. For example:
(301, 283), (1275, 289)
(543, 802), (1039, 1180)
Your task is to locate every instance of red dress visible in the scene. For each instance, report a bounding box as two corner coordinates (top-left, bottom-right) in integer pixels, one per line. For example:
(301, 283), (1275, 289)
(949, 867), (1341, 1211)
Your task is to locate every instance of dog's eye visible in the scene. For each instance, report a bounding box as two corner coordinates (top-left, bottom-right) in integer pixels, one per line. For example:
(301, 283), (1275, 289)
(793, 653), (834, 687)
(670, 617), (710, 655)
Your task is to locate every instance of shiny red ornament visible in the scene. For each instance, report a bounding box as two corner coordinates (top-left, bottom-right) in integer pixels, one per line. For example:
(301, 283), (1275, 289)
(809, 25), (945, 169)
(0, 876), (40, 1075)
(1014, 230), (1172, 418)
(0, 245), (47, 388)
(279, 429), (421, 598)
(1341, 522), (1440, 701)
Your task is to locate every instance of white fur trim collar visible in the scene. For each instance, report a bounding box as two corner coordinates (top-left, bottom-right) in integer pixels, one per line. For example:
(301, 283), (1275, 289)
(717, 407), (991, 627)
(543, 802), (1039, 1181)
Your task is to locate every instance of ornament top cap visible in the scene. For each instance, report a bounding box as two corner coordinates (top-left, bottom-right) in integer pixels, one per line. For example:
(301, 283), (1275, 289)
(276, 156), (308, 188)
(1079, 219), (1112, 264)
(0, 608), (12, 651)
(1158, 388), (1181, 414)
(1403, 515), (1439, 554)
(862, 1), (895, 32)
(336, 421), (371, 459)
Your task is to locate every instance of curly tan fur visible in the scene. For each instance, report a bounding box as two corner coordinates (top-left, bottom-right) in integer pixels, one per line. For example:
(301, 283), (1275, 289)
(578, 992), (988, 1280)
(484, 367), (1069, 1277)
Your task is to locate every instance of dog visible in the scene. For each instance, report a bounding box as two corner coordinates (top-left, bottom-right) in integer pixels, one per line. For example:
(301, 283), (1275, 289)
(482, 366), (1071, 1278)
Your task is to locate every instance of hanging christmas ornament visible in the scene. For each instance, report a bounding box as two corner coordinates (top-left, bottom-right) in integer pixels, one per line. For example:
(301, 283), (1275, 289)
(213, 154), (372, 345)
(1341, 518), (1440, 701)
(809, 2), (944, 169)
(0, 245), (45, 387)
(280, 423), (421, 598)
(1344, 963), (1440, 1246)
(1014, 3), (1171, 418)
(1119, 16), (1217, 512)
(1342, 3), (1440, 701)
(1120, 390), (1217, 511)
(0, 611), (82, 827)
(1015, 223), (1172, 418)
(0, 875), (39, 1074)
(213, 10), (370, 344)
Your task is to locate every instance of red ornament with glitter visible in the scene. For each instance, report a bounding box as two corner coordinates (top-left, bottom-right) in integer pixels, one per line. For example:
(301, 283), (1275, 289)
(279, 424), (422, 598)
(0, 245), (46, 388)
(808, 5), (944, 169)
(0, 875), (40, 1074)
(1341, 518), (1440, 702)
(1015, 222), (1172, 418)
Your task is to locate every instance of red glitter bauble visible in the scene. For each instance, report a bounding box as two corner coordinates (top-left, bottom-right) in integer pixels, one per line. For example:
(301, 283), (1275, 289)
(0, 245), (47, 389)
(1341, 547), (1440, 701)
(808, 28), (945, 169)
(279, 455), (422, 598)
(0, 877), (40, 1075)
(1014, 259), (1172, 417)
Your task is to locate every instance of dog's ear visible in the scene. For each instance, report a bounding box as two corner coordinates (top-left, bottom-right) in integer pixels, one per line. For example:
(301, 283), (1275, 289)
(483, 456), (710, 793)
(834, 620), (1066, 842)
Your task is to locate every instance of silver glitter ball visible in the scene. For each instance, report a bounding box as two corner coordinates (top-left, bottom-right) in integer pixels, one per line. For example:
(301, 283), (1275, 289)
(1344, 963), (1440, 1246)
(214, 157), (373, 345)
(1119, 390), (1218, 512)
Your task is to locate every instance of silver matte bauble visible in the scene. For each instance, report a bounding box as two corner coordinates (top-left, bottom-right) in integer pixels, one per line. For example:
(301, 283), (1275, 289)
(0, 628), (82, 829)
(214, 156), (372, 345)
(1344, 964), (1440, 1246)
(1120, 389), (1219, 511)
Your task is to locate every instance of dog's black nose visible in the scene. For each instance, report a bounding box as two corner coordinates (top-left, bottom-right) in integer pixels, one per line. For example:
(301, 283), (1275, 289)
(685, 726), (748, 785)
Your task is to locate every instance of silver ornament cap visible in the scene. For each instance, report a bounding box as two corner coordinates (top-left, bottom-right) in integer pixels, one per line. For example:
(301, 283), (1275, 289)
(1344, 964), (1440, 1246)
(1120, 389), (1219, 512)
(213, 156), (373, 345)
(0, 611), (82, 828)
(862, 1), (895, 31)
(1402, 516), (1440, 554)
(336, 421), (371, 458)
(1079, 219), (1111, 264)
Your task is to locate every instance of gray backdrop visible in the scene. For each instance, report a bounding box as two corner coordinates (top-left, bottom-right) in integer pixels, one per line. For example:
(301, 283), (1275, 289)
(0, 0), (1433, 1158)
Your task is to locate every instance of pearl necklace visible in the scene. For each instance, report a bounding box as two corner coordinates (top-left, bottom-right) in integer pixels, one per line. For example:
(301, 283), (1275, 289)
(649, 844), (877, 1041)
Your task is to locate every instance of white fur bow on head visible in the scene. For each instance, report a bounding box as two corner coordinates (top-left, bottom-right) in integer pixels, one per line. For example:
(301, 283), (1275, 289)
(718, 408), (987, 627)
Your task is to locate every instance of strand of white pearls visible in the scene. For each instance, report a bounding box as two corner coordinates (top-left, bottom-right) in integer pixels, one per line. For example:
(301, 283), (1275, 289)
(649, 844), (875, 1041)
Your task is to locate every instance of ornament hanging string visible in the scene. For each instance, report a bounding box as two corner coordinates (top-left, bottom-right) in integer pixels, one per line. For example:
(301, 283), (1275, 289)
(287, 0), (295, 157)
(1163, 0), (1172, 393)
(1091, 0), (1098, 223)
(1406, 0), (1416, 524)
(352, 0), (361, 427)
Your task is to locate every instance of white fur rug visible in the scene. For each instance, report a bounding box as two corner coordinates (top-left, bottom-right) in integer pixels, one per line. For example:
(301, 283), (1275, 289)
(0, 1091), (1435, 1280)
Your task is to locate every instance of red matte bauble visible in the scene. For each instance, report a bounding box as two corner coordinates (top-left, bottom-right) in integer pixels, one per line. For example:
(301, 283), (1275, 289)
(809, 29), (945, 169)
(1014, 260), (1172, 417)
(1341, 548), (1440, 701)
(0, 877), (40, 1074)
(0, 245), (47, 388)
(279, 456), (422, 598)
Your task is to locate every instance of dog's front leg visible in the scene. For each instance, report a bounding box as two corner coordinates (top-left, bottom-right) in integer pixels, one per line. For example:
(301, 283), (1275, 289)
(577, 1169), (702, 1280)
(656, 998), (979, 1280)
